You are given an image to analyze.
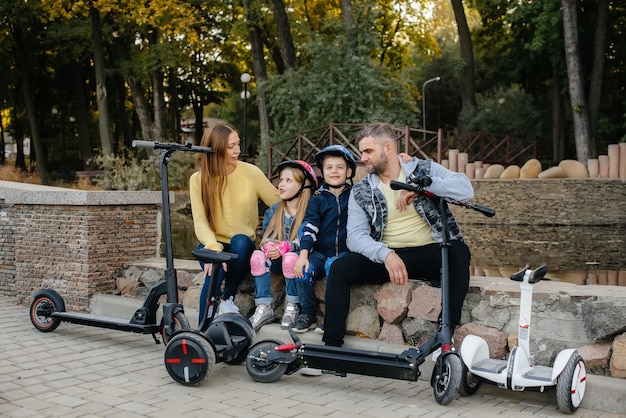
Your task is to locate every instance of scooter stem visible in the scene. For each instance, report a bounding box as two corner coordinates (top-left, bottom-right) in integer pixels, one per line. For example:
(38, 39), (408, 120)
(517, 270), (535, 358)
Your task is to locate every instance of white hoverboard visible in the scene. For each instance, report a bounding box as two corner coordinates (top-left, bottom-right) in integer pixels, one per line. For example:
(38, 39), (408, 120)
(459, 265), (587, 414)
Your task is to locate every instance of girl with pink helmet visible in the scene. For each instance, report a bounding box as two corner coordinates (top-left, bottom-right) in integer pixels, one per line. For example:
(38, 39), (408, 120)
(249, 160), (318, 331)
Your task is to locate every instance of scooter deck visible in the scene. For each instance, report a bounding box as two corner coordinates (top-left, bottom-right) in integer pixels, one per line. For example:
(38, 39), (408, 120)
(299, 344), (422, 381)
(52, 312), (160, 334)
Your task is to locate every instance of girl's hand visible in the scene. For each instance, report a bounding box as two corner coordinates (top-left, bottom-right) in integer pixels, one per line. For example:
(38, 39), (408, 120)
(265, 243), (282, 260)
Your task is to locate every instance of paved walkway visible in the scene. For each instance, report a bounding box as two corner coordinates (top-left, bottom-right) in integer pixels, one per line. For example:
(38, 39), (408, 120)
(0, 296), (621, 417)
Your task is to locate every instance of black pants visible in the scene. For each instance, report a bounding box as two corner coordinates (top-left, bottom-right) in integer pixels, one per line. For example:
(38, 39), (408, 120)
(322, 240), (471, 347)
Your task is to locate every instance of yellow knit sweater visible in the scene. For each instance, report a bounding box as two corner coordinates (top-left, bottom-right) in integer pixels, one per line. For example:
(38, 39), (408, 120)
(189, 162), (280, 251)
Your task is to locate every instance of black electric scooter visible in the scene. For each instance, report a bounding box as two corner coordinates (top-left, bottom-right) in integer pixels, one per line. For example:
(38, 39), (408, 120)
(29, 140), (210, 345)
(244, 177), (495, 405)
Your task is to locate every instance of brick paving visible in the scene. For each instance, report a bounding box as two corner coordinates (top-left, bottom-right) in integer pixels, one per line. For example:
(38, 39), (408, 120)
(0, 296), (620, 418)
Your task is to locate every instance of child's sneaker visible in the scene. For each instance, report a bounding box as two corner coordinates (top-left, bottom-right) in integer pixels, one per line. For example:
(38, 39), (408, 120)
(280, 302), (299, 329)
(249, 304), (275, 331)
(217, 296), (239, 316)
(300, 367), (322, 376)
(292, 314), (316, 333)
(314, 323), (324, 335)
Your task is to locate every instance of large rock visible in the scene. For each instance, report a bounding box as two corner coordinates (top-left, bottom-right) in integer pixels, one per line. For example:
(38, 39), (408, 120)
(455, 322), (508, 360)
(559, 159), (589, 178)
(374, 282), (411, 324)
(538, 166), (567, 178)
(581, 297), (626, 341)
(346, 304), (380, 339)
(578, 341), (612, 368)
(520, 159), (542, 178)
(401, 317), (438, 346)
(610, 333), (626, 378)
(377, 322), (405, 345)
(408, 284), (441, 322)
(500, 165), (520, 179)
(483, 164), (505, 179)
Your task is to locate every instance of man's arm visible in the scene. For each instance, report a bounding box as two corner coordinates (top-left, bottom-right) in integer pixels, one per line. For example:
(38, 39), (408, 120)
(427, 161), (474, 202)
(346, 192), (393, 264)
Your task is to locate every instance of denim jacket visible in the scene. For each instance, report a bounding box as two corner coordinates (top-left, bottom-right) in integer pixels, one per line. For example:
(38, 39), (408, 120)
(346, 157), (473, 264)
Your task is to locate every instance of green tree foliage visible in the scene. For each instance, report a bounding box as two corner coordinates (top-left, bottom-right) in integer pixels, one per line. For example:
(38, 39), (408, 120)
(265, 39), (419, 140)
(463, 85), (542, 139)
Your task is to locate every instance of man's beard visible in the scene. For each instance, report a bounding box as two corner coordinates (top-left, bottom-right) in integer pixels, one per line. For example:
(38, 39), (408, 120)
(369, 154), (388, 175)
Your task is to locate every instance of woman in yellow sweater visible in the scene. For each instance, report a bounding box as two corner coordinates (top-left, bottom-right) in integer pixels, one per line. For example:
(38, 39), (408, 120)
(190, 121), (280, 321)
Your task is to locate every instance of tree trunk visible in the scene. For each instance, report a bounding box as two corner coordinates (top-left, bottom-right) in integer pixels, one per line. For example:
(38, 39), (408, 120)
(12, 27), (48, 184)
(90, 5), (114, 155)
(588, 0), (608, 144)
(269, 0), (297, 70)
(69, 62), (93, 164)
(152, 69), (167, 141)
(340, 0), (358, 54)
(244, 0), (271, 167)
(562, 0), (593, 163)
(551, 67), (565, 162)
(450, 0), (476, 131)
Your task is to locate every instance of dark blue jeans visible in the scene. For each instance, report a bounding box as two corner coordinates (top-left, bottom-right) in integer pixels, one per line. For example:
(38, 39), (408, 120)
(322, 241), (471, 347)
(197, 234), (256, 322)
(296, 251), (347, 317)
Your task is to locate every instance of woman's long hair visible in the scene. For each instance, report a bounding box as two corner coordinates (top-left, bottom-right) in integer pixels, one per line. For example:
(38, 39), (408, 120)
(197, 121), (237, 230)
(262, 167), (313, 242)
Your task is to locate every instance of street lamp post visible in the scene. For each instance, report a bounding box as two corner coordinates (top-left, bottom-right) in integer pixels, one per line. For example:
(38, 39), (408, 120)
(240, 72), (251, 159)
(422, 76), (441, 142)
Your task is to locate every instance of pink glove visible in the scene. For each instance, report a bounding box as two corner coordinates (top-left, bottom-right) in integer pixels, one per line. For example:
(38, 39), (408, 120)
(262, 241), (291, 257)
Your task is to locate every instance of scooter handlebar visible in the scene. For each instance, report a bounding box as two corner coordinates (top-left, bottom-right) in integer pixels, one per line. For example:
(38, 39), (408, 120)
(132, 140), (213, 154)
(389, 179), (496, 218)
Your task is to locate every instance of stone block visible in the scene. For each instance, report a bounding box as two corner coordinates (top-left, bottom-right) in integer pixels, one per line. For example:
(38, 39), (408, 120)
(483, 164), (505, 179)
(578, 341), (612, 368)
(610, 333), (626, 378)
(455, 322), (508, 360)
(374, 282), (411, 324)
(559, 159), (589, 178)
(538, 166), (567, 178)
(500, 165), (520, 179)
(608, 144), (620, 179)
(520, 159), (542, 178)
(377, 322), (405, 345)
(346, 305), (380, 339)
(408, 284), (441, 322)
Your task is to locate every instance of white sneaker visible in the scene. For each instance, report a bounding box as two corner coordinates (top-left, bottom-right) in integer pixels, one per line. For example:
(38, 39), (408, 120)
(217, 296), (239, 316)
(280, 302), (299, 329)
(249, 304), (275, 331)
(300, 367), (322, 376)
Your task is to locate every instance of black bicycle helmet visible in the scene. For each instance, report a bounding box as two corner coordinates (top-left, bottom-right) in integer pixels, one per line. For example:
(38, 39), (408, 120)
(315, 145), (357, 179)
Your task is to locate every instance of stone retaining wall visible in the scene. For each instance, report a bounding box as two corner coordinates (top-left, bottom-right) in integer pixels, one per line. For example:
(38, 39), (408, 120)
(0, 181), (162, 311)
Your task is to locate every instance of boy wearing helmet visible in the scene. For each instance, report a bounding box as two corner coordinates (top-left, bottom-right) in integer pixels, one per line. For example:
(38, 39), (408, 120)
(292, 145), (356, 333)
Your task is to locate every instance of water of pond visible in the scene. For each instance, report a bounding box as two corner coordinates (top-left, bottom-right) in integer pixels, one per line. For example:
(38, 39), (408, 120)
(163, 213), (626, 286)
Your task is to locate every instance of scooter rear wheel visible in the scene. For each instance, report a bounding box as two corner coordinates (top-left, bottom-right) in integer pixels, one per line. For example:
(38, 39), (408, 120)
(246, 340), (288, 383)
(164, 331), (215, 386)
(431, 353), (462, 405)
(30, 289), (65, 332)
(458, 361), (481, 396)
(556, 353), (586, 413)
(160, 312), (190, 346)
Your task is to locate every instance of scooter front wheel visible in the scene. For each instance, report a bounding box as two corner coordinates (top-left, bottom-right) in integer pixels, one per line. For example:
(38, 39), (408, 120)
(458, 361), (481, 396)
(246, 340), (288, 383)
(30, 289), (66, 332)
(431, 353), (462, 405)
(556, 353), (586, 414)
(164, 331), (215, 386)
(160, 312), (191, 346)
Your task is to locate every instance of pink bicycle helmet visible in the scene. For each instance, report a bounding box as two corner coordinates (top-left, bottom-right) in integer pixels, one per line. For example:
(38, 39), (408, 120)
(276, 159), (319, 189)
